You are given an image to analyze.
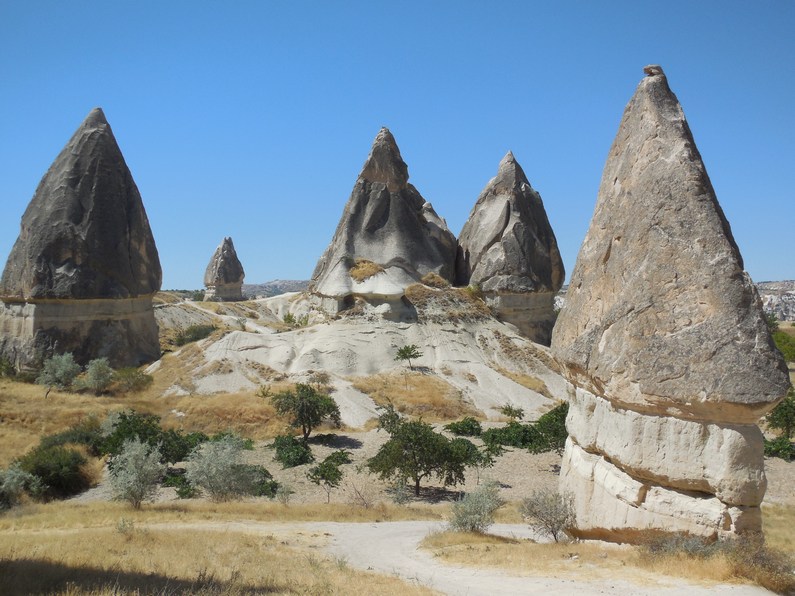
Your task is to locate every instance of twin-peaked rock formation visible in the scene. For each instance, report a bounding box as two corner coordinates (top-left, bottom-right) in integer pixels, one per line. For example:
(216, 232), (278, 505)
(0, 108), (162, 369)
(204, 237), (245, 301)
(311, 127), (561, 342)
(457, 152), (564, 343)
(552, 66), (790, 540)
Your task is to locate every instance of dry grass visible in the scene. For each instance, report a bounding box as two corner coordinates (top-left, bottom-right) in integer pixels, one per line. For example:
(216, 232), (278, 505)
(492, 366), (552, 399)
(350, 372), (481, 421)
(420, 272), (451, 289)
(349, 259), (384, 282)
(0, 521), (434, 595)
(763, 504), (795, 553)
(152, 291), (184, 305)
(404, 284), (491, 323)
(491, 329), (560, 373)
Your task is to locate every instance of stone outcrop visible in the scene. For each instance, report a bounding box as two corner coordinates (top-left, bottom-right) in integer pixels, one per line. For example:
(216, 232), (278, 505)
(457, 152), (564, 344)
(551, 66), (790, 541)
(0, 108), (162, 369)
(310, 128), (457, 312)
(204, 237), (245, 301)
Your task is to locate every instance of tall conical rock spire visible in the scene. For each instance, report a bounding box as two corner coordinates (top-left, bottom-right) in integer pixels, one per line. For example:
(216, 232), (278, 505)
(551, 66), (790, 542)
(457, 151), (564, 343)
(1, 107), (161, 300)
(0, 108), (162, 368)
(311, 128), (457, 306)
(204, 237), (245, 301)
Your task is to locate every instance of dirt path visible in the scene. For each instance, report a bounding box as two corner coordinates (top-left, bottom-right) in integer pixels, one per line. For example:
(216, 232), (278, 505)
(113, 520), (772, 596)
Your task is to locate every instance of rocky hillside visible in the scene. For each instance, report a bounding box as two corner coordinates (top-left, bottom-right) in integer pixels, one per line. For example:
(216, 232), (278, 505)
(758, 280), (795, 321)
(242, 279), (310, 298)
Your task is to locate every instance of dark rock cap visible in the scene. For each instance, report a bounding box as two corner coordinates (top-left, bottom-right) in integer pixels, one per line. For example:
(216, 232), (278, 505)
(204, 237), (245, 287)
(456, 151), (564, 293)
(0, 108), (162, 300)
(551, 67), (790, 421)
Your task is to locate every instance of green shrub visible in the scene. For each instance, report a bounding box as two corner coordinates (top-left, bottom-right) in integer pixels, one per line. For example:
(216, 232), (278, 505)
(481, 403), (569, 455)
(101, 411), (163, 467)
(323, 450), (352, 466)
(160, 429), (209, 464)
(0, 464), (43, 510)
(283, 313), (297, 326)
(444, 417), (482, 437)
(764, 436), (795, 461)
(272, 435), (315, 468)
(481, 421), (540, 449)
(113, 368), (153, 393)
(36, 353), (81, 392)
(307, 459), (344, 503)
(39, 417), (104, 456)
(162, 469), (198, 499)
(0, 356), (15, 378)
(109, 438), (165, 509)
(78, 358), (114, 395)
(449, 480), (504, 533)
(499, 404), (525, 421)
(17, 445), (89, 499)
(173, 324), (216, 346)
(236, 464), (278, 497)
(210, 430), (253, 450)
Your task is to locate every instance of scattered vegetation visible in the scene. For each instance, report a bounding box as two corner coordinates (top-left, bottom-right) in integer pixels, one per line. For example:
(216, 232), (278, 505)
(481, 402), (568, 455)
(349, 258), (385, 282)
(109, 438), (165, 508)
(271, 434), (315, 468)
(449, 480), (504, 533)
(444, 417), (482, 437)
(493, 366), (553, 398)
(520, 488), (576, 542)
(77, 357), (114, 395)
(420, 271), (450, 288)
(36, 353), (81, 395)
(307, 451), (351, 503)
(499, 403), (525, 421)
(112, 367), (153, 393)
(0, 464), (42, 510)
(765, 388), (795, 460)
(173, 324), (216, 346)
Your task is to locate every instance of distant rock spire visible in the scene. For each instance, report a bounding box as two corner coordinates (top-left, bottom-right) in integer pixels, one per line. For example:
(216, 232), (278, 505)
(0, 108), (162, 368)
(0, 107), (161, 300)
(456, 151), (563, 343)
(310, 128), (457, 307)
(551, 66), (790, 541)
(204, 237), (245, 301)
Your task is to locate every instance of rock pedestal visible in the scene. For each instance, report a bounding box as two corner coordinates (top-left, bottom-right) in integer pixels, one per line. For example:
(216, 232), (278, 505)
(204, 237), (245, 301)
(457, 152), (564, 344)
(551, 66), (790, 541)
(0, 108), (162, 369)
(310, 128), (458, 312)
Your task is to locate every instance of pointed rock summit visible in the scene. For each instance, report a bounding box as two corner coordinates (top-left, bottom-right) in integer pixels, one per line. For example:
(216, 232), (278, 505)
(0, 108), (162, 369)
(457, 152), (564, 343)
(204, 237), (245, 301)
(310, 128), (457, 309)
(551, 66), (790, 541)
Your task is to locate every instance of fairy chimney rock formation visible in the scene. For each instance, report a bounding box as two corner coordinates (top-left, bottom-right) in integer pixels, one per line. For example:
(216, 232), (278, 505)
(457, 152), (564, 344)
(310, 128), (457, 310)
(203, 237), (245, 301)
(551, 66), (790, 542)
(0, 107), (162, 369)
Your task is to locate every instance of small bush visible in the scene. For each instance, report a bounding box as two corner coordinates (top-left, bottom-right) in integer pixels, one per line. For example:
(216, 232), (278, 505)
(764, 436), (795, 461)
(210, 430), (253, 450)
(40, 417), (104, 456)
(482, 421), (540, 449)
(445, 417), (482, 437)
(449, 480), (504, 533)
(162, 469), (198, 499)
(160, 429), (210, 464)
(113, 367), (153, 393)
(101, 411), (163, 466)
(109, 438), (165, 509)
(499, 403), (525, 421)
(0, 464), (43, 510)
(0, 356), (15, 378)
(307, 459), (344, 503)
(520, 488), (576, 542)
(323, 450), (352, 466)
(17, 445), (90, 499)
(272, 435), (314, 468)
(173, 324), (216, 346)
(420, 272), (450, 288)
(186, 435), (272, 501)
(36, 353), (81, 392)
(78, 358), (114, 395)
(283, 312), (297, 326)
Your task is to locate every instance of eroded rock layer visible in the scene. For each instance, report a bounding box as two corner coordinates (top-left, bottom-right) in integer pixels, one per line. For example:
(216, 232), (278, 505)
(457, 152), (564, 344)
(310, 128), (457, 311)
(204, 237), (245, 301)
(551, 66), (790, 540)
(0, 108), (161, 369)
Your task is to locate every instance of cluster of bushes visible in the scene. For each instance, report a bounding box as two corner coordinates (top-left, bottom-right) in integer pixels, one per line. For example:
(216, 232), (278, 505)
(479, 403), (568, 455)
(764, 389), (795, 461)
(26, 353), (153, 396)
(173, 324), (216, 347)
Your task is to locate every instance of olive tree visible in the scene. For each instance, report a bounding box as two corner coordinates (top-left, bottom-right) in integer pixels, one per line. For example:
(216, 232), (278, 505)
(109, 438), (165, 509)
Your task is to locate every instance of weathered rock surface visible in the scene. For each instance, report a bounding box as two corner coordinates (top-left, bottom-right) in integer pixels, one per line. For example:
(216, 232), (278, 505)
(457, 152), (564, 343)
(0, 108), (161, 368)
(310, 128), (457, 309)
(552, 66), (790, 540)
(204, 237), (245, 301)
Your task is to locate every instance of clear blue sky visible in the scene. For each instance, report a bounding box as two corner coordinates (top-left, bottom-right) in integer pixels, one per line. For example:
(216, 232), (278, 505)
(1, 1), (793, 289)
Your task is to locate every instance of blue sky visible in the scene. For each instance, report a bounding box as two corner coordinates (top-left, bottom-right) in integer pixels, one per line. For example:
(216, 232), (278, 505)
(1, 1), (793, 289)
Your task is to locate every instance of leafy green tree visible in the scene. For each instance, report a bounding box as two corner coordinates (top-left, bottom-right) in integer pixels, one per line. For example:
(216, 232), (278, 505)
(499, 403), (525, 421)
(271, 383), (341, 440)
(765, 311), (780, 333)
(271, 434), (315, 468)
(367, 405), (477, 496)
(767, 389), (795, 440)
(109, 438), (165, 509)
(531, 402), (569, 455)
(394, 344), (423, 371)
(36, 353), (81, 396)
(80, 358), (114, 395)
(307, 455), (346, 503)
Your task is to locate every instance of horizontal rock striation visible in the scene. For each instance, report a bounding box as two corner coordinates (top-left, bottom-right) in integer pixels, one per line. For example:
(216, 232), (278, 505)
(0, 108), (161, 369)
(457, 152), (564, 344)
(552, 66), (790, 541)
